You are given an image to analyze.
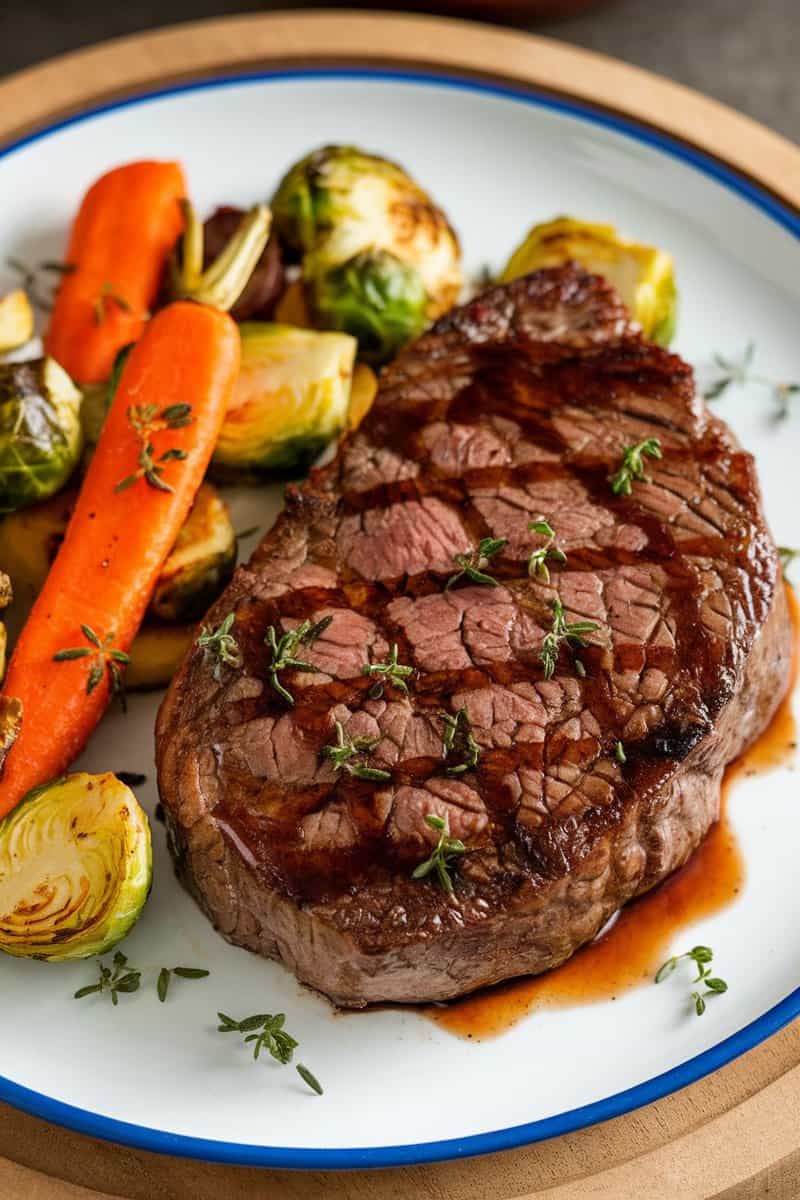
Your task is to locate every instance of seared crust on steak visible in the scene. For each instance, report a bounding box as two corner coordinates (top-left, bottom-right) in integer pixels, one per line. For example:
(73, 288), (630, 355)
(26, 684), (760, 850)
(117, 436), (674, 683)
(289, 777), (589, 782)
(156, 266), (792, 1006)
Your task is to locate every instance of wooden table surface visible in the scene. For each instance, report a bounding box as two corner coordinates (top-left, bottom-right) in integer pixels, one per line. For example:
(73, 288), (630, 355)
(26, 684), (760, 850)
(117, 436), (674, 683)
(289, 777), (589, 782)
(0, 13), (798, 1198)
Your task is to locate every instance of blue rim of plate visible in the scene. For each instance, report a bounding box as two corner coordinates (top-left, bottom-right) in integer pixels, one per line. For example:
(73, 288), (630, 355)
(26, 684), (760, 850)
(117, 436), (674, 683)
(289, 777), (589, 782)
(0, 65), (798, 1170)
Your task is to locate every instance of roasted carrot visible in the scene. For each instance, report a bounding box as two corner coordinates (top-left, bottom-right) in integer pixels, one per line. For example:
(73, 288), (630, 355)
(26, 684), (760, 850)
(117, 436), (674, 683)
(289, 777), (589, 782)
(0, 302), (240, 816)
(45, 161), (186, 384)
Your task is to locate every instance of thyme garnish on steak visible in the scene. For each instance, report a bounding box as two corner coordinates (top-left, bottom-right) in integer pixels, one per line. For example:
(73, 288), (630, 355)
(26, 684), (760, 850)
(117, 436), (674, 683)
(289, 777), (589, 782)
(445, 536), (507, 590)
(217, 1011), (323, 1094)
(265, 615), (333, 705)
(411, 813), (467, 898)
(74, 951), (141, 1005)
(322, 719), (391, 782)
(441, 707), (480, 776)
(609, 437), (662, 497)
(614, 740), (627, 764)
(539, 597), (599, 681)
(655, 945), (728, 1016)
(362, 643), (414, 697)
(115, 402), (194, 493)
(705, 342), (800, 420)
(527, 518), (567, 582)
(197, 613), (242, 680)
(53, 623), (130, 709)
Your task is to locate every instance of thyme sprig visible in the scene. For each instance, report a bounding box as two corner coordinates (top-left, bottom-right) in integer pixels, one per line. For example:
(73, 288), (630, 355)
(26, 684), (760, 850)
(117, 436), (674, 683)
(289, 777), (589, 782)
(411, 813), (467, 897)
(705, 342), (800, 420)
(655, 945), (728, 1016)
(53, 623), (130, 710)
(778, 546), (799, 581)
(157, 966), (210, 1003)
(609, 437), (662, 497)
(74, 951), (141, 1005)
(197, 613), (242, 681)
(527, 518), (567, 582)
(363, 643), (414, 698)
(217, 1011), (323, 1094)
(93, 281), (133, 326)
(441, 707), (480, 776)
(540, 597), (599, 681)
(445, 536), (507, 590)
(265, 615), (333, 705)
(322, 719), (391, 782)
(115, 402), (194, 493)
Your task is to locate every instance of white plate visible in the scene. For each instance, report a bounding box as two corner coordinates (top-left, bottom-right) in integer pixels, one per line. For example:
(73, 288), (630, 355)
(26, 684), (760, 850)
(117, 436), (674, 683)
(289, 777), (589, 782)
(0, 67), (798, 1169)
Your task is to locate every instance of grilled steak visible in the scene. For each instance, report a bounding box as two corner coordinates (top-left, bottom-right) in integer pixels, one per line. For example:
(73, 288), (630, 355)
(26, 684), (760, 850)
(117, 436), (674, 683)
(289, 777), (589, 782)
(156, 265), (792, 1006)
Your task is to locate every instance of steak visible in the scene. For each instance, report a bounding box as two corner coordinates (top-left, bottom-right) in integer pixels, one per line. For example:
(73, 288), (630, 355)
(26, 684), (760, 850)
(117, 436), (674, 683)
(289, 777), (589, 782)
(156, 265), (792, 1007)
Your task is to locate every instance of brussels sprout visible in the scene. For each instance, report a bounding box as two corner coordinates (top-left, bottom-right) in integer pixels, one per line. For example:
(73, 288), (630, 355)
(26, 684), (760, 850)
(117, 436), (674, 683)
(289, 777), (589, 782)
(0, 479), (234, 627)
(0, 772), (152, 960)
(0, 696), (22, 773)
(272, 145), (461, 360)
(150, 483), (236, 622)
(79, 344), (132, 449)
(312, 250), (427, 363)
(501, 218), (678, 346)
(0, 357), (82, 514)
(213, 321), (357, 478)
(126, 623), (194, 691)
(0, 290), (34, 353)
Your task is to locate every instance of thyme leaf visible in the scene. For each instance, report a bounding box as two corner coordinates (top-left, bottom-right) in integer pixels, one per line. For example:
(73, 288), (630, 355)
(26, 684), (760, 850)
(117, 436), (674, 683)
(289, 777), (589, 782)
(614, 740), (627, 764)
(216, 1011), (323, 1095)
(445, 537), (507, 590)
(115, 402), (194, 493)
(539, 597), (599, 681)
(93, 281), (134, 326)
(362, 643), (414, 696)
(53, 625), (129, 710)
(73, 951), (141, 1006)
(197, 613), (243, 681)
(157, 965), (210, 1003)
(609, 437), (662, 497)
(527, 518), (567, 582)
(705, 343), (800, 420)
(655, 945), (728, 1016)
(411, 813), (467, 897)
(321, 719), (391, 782)
(265, 615), (333, 705)
(441, 707), (480, 776)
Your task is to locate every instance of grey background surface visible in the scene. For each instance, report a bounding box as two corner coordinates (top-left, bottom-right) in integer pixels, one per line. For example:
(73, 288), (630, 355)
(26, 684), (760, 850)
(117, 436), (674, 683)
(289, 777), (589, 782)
(0, 0), (798, 142)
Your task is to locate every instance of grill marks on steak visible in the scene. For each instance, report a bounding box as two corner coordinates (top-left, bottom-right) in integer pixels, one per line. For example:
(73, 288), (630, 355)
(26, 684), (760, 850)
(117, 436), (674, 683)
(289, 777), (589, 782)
(157, 265), (791, 1005)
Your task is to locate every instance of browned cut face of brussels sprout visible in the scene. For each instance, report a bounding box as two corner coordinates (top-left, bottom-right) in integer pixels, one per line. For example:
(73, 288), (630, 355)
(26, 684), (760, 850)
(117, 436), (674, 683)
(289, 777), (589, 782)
(149, 482), (237, 623)
(272, 145), (462, 361)
(0, 696), (22, 773)
(0, 772), (152, 960)
(0, 357), (83, 514)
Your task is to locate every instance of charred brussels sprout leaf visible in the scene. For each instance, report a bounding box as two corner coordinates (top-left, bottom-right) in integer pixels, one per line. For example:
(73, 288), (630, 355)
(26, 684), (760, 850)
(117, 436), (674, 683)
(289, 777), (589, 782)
(501, 217), (678, 346)
(0, 773), (152, 960)
(312, 250), (427, 363)
(212, 322), (357, 479)
(272, 145), (461, 360)
(0, 357), (83, 513)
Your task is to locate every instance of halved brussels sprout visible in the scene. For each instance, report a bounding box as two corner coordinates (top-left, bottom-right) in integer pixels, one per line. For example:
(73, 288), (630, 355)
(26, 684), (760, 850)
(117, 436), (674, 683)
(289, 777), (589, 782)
(0, 290), (34, 353)
(272, 145), (461, 360)
(0, 481), (234, 626)
(0, 772), (152, 961)
(79, 344), (132, 449)
(501, 217), (678, 346)
(0, 357), (83, 514)
(126, 623), (194, 690)
(212, 321), (357, 478)
(0, 696), (22, 773)
(150, 483), (236, 622)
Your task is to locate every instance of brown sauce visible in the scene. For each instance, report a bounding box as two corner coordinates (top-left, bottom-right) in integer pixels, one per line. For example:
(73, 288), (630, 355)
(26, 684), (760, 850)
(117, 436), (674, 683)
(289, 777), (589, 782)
(430, 586), (798, 1040)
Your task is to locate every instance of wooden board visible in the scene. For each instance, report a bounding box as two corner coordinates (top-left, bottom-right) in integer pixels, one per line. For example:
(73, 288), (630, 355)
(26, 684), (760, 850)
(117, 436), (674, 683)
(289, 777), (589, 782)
(0, 13), (798, 1198)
